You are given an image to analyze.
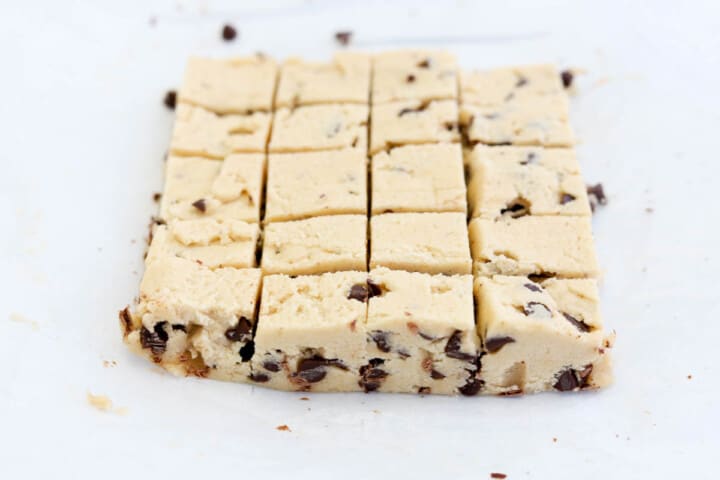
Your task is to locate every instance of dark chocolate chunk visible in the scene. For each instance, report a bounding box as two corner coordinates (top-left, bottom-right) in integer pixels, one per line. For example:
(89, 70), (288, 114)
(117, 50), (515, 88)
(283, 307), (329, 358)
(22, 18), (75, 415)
(298, 356), (348, 372)
(562, 312), (592, 333)
(262, 360), (281, 372)
(560, 70), (574, 88)
(239, 341), (255, 362)
(459, 377), (483, 396)
(225, 316), (252, 342)
(500, 198), (530, 218)
(553, 368), (580, 391)
(523, 301), (552, 318)
(140, 322), (169, 356)
(367, 279), (383, 298)
(406, 74), (416, 83)
(221, 24), (237, 41)
(527, 272), (555, 282)
(578, 364), (593, 387)
(560, 193), (576, 205)
(418, 386), (431, 394)
(348, 283), (369, 302)
(523, 282), (542, 292)
(417, 58), (432, 68)
(490, 473), (507, 479)
(430, 369), (446, 380)
(520, 151), (537, 165)
(191, 198), (207, 213)
(118, 307), (133, 336)
(370, 331), (391, 352)
(248, 372), (269, 383)
(298, 367), (326, 383)
(171, 324), (187, 332)
(515, 76), (528, 87)
(485, 336), (515, 353)
(152, 192), (162, 202)
(163, 90), (177, 110)
(359, 359), (388, 392)
(587, 183), (607, 212)
(334, 31), (352, 46)
(444, 330), (476, 361)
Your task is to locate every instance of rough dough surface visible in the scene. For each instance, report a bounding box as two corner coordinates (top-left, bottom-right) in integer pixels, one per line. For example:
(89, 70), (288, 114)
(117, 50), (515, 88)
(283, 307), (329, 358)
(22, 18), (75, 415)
(372, 50), (458, 104)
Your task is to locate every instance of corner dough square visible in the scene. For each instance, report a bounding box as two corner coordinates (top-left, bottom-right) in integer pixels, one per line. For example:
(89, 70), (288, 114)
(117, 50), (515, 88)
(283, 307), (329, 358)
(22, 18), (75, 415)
(370, 212), (471, 275)
(265, 149), (367, 222)
(372, 50), (458, 104)
(370, 100), (459, 155)
(160, 154), (264, 223)
(364, 268), (480, 395)
(170, 104), (271, 158)
(269, 104), (368, 153)
(146, 219), (259, 268)
(467, 145), (591, 219)
(275, 53), (370, 108)
(178, 55), (277, 114)
(261, 215), (367, 276)
(250, 271), (369, 392)
(461, 64), (564, 106)
(475, 275), (613, 395)
(371, 143), (466, 214)
(124, 256), (262, 382)
(468, 216), (599, 278)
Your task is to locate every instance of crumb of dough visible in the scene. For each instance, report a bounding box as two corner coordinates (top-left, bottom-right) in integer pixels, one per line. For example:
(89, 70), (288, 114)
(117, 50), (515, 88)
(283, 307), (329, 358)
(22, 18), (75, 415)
(87, 392), (127, 414)
(276, 425), (291, 432)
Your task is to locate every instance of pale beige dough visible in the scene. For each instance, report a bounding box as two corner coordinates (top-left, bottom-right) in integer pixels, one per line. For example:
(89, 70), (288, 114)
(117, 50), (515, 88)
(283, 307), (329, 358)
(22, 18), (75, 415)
(372, 50), (458, 104)
(178, 55), (277, 114)
(275, 53), (370, 107)
(170, 104), (271, 158)
(466, 145), (591, 219)
(475, 275), (613, 394)
(468, 216), (599, 278)
(370, 212), (471, 275)
(261, 215), (367, 275)
(160, 154), (264, 223)
(461, 64), (564, 106)
(269, 104), (368, 153)
(371, 144), (466, 214)
(370, 100), (460, 154)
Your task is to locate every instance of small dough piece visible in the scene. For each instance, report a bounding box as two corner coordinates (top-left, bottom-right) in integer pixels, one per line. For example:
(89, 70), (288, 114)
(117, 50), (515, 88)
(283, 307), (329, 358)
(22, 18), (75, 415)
(371, 144), (466, 214)
(364, 268), (480, 395)
(372, 50), (458, 104)
(269, 104), (368, 153)
(468, 216), (599, 278)
(370, 100), (460, 154)
(146, 219), (259, 268)
(475, 275), (613, 395)
(265, 149), (367, 222)
(370, 212), (471, 275)
(460, 95), (574, 147)
(275, 53), (370, 107)
(124, 256), (262, 381)
(467, 145), (591, 219)
(170, 104), (271, 158)
(178, 55), (277, 114)
(250, 272), (369, 392)
(261, 215), (367, 275)
(461, 64), (564, 106)
(160, 154), (264, 223)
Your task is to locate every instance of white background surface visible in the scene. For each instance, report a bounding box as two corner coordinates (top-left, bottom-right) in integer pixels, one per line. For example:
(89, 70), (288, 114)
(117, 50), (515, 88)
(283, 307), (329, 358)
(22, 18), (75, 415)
(1, 0), (719, 478)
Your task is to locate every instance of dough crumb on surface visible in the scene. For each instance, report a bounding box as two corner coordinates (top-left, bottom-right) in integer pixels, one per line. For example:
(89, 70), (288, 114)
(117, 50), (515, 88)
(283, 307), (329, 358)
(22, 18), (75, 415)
(86, 392), (127, 415)
(276, 424), (291, 432)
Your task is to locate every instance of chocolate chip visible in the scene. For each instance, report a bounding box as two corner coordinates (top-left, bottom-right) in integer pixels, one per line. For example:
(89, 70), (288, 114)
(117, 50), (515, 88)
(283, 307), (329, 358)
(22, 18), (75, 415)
(152, 192), (162, 202)
(191, 198), (207, 213)
(498, 388), (523, 396)
(553, 368), (580, 391)
(587, 183), (607, 212)
(334, 31), (352, 46)
(490, 473), (507, 479)
(239, 341), (255, 362)
(221, 24), (237, 41)
(516, 76), (528, 87)
(171, 324), (187, 332)
(359, 359), (388, 392)
(560, 193), (576, 204)
(520, 152), (537, 165)
(348, 283), (369, 302)
(140, 322), (168, 356)
(445, 331), (475, 362)
(459, 377), (483, 396)
(163, 90), (177, 110)
(485, 336), (515, 353)
(430, 369), (446, 380)
(500, 198), (530, 218)
(248, 372), (269, 383)
(370, 331), (391, 352)
(118, 307), (132, 336)
(406, 74), (416, 83)
(561, 70), (574, 88)
(444, 121), (457, 131)
(487, 141), (512, 146)
(524, 282), (542, 292)
(562, 312), (592, 333)
(523, 301), (552, 318)
(418, 386), (431, 394)
(262, 360), (281, 372)
(225, 317), (252, 342)
(528, 272), (556, 282)
(367, 279), (383, 298)
(298, 367), (326, 383)
(417, 58), (431, 68)
(397, 101), (430, 117)
(298, 356), (348, 372)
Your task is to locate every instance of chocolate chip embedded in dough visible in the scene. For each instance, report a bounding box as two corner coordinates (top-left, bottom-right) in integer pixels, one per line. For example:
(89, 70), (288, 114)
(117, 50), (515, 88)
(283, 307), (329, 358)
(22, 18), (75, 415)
(347, 283), (370, 302)
(562, 312), (592, 333)
(370, 331), (392, 352)
(334, 31), (352, 46)
(367, 279), (383, 298)
(406, 74), (416, 83)
(500, 198), (530, 218)
(239, 341), (255, 362)
(520, 152), (537, 165)
(221, 24), (237, 41)
(444, 330), (476, 361)
(523, 301), (552, 318)
(248, 372), (269, 383)
(171, 324), (187, 332)
(140, 322), (169, 356)
(523, 282), (542, 293)
(359, 359), (388, 392)
(485, 336), (516, 353)
(262, 360), (281, 372)
(418, 386), (431, 394)
(417, 58), (432, 68)
(191, 198), (207, 213)
(459, 377), (483, 396)
(553, 368), (580, 391)
(225, 316), (253, 342)
(560, 193), (576, 205)
(430, 369), (446, 380)
(560, 70), (574, 88)
(515, 76), (528, 87)
(163, 90), (177, 110)
(298, 356), (349, 372)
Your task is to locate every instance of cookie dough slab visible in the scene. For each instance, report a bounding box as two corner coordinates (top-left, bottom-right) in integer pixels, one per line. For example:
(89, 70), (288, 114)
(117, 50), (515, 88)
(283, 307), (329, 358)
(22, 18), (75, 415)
(467, 145), (591, 219)
(261, 215), (367, 276)
(371, 144), (466, 214)
(250, 272), (369, 392)
(468, 216), (599, 278)
(460, 64), (564, 106)
(475, 275), (613, 395)
(364, 268), (480, 395)
(370, 212), (471, 275)
(372, 50), (458, 104)
(122, 256), (262, 382)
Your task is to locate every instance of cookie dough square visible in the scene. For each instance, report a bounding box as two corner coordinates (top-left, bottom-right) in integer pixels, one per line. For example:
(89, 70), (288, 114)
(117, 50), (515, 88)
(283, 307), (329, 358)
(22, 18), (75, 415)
(372, 50), (458, 104)
(370, 100), (460, 154)
(460, 95), (574, 147)
(178, 55), (277, 114)
(371, 143), (466, 214)
(461, 64), (564, 106)
(146, 219), (259, 268)
(170, 104), (272, 158)
(265, 149), (367, 222)
(261, 215), (367, 276)
(475, 275), (613, 395)
(370, 212), (471, 275)
(250, 271), (369, 392)
(124, 256), (262, 381)
(269, 104), (368, 153)
(467, 145), (591, 219)
(468, 216), (599, 278)
(275, 53), (370, 108)
(160, 154), (264, 223)
(364, 268), (480, 395)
